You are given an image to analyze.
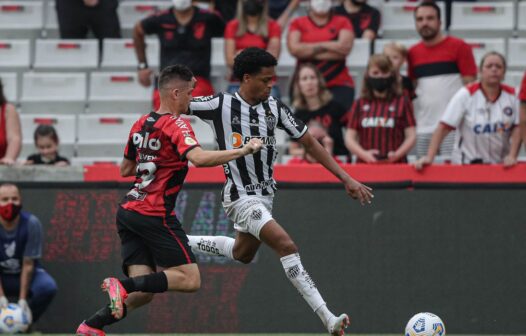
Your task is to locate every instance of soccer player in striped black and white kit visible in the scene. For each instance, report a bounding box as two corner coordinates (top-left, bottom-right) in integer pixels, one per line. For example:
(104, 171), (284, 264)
(186, 48), (373, 336)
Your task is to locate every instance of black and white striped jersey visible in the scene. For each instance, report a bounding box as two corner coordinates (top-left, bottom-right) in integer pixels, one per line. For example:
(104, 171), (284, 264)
(189, 92), (307, 202)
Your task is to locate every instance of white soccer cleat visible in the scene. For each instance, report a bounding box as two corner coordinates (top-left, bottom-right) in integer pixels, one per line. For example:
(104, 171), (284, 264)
(328, 313), (350, 336)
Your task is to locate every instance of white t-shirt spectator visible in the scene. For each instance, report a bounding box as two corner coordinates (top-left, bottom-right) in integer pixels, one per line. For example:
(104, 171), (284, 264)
(440, 82), (520, 164)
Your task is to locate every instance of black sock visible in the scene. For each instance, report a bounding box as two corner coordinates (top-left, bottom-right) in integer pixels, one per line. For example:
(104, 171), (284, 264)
(120, 271), (168, 294)
(85, 304), (127, 330)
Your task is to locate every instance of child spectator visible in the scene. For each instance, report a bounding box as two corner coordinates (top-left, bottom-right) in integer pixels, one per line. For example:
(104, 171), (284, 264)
(383, 42), (416, 99)
(25, 125), (69, 166)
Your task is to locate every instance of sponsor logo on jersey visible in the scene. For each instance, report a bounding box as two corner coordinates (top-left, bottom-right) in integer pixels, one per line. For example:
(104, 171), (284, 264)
(192, 95), (214, 102)
(473, 122), (513, 134)
(133, 132), (161, 150)
(244, 179), (275, 192)
(503, 106), (513, 116)
(231, 132), (276, 148)
(361, 117), (395, 128)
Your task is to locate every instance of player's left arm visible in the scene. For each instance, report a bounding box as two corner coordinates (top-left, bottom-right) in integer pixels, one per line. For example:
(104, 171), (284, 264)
(120, 158), (137, 177)
(298, 132), (373, 205)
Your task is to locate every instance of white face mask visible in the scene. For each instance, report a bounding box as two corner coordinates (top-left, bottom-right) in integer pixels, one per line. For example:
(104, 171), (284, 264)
(310, 0), (332, 14)
(173, 0), (192, 11)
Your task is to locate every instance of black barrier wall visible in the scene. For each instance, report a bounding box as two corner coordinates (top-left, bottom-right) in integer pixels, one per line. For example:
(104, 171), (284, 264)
(18, 186), (526, 334)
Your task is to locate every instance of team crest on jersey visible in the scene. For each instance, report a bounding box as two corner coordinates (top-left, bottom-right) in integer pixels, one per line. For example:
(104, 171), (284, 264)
(363, 104), (370, 112)
(389, 105), (396, 112)
(193, 22), (205, 40)
(503, 106), (513, 116)
(232, 115), (241, 125)
(184, 137), (197, 146)
(265, 114), (276, 130)
(164, 31), (174, 40)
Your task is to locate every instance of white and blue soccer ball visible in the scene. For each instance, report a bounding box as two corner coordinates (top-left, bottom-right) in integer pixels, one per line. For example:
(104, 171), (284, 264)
(405, 312), (446, 336)
(0, 303), (30, 333)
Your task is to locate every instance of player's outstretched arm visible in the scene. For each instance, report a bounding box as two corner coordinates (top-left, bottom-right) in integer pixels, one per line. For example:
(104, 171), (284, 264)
(299, 132), (373, 205)
(186, 138), (262, 167)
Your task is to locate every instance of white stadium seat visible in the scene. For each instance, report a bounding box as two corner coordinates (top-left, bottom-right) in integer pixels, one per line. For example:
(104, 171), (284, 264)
(101, 38), (160, 70)
(0, 2), (43, 38)
(465, 38), (506, 66)
(117, 1), (171, 31)
(34, 39), (98, 70)
(449, 2), (515, 37)
(504, 71), (524, 90)
(347, 39), (371, 69)
(88, 72), (152, 114)
(508, 38), (526, 69)
(43, 1), (59, 38)
(21, 72), (87, 114)
(0, 40), (31, 70)
(183, 116), (216, 149)
(77, 114), (136, 157)
(518, 2), (526, 36)
(19, 114), (76, 159)
(380, 1), (445, 38)
(210, 37), (226, 77)
(277, 40), (296, 76)
(0, 73), (18, 103)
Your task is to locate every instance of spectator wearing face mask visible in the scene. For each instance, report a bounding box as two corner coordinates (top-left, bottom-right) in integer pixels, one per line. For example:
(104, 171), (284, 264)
(288, 0), (355, 112)
(334, 0), (380, 40)
(133, 0), (225, 109)
(345, 54), (416, 163)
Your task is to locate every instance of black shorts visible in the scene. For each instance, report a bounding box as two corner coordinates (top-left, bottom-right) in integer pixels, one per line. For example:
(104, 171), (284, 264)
(116, 206), (196, 276)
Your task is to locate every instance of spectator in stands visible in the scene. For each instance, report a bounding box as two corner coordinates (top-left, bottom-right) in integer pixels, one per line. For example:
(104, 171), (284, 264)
(289, 63), (348, 158)
(383, 42), (416, 100)
(287, 121), (344, 164)
(25, 125), (70, 166)
(0, 78), (21, 166)
(519, 72), (526, 145)
(269, 0), (301, 28)
(287, 0), (355, 111)
(345, 54), (416, 163)
(55, 0), (121, 40)
(334, 0), (380, 40)
(133, 1), (225, 109)
(414, 52), (521, 168)
(0, 183), (58, 325)
(408, 1), (476, 158)
(224, 0), (281, 96)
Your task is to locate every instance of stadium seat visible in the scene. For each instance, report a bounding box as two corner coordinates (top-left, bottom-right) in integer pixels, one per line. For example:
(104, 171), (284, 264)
(449, 2), (515, 37)
(43, 1), (59, 38)
(465, 38), (506, 66)
(504, 71), (524, 90)
(183, 116), (217, 149)
(277, 40), (296, 76)
(101, 38), (160, 70)
(77, 114), (136, 157)
(20, 72), (87, 114)
(0, 1), (44, 39)
(380, 1), (446, 38)
(117, 1), (171, 35)
(0, 39), (31, 71)
(33, 39), (98, 70)
(210, 37), (226, 78)
(88, 72), (153, 114)
(518, 1), (526, 36)
(19, 114), (76, 160)
(347, 39), (371, 70)
(508, 38), (526, 70)
(0, 72), (18, 103)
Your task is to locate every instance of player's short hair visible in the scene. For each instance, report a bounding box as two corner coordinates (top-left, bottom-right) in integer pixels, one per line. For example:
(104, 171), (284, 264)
(233, 47), (278, 81)
(34, 124), (60, 145)
(479, 51), (507, 70)
(414, 1), (441, 21)
(158, 64), (194, 90)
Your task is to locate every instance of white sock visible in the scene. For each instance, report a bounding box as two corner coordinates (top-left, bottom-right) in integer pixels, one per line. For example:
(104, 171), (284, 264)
(187, 235), (235, 260)
(280, 253), (335, 327)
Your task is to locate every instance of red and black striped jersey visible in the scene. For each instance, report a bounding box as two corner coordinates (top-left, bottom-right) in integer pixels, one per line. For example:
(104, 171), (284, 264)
(121, 112), (200, 217)
(347, 95), (416, 163)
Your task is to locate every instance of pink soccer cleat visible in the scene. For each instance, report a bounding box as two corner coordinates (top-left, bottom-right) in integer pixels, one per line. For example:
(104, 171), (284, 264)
(76, 321), (105, 336)
(101, 277), (128, 319)
(328, 313), (350, 336)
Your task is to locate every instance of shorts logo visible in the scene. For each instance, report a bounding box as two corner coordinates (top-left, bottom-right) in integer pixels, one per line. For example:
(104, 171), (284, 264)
(287, 265), (300, 278)
(251, 209), (262, 220)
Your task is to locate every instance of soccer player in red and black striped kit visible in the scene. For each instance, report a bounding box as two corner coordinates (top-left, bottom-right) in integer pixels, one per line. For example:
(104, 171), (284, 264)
(346, 54), (416, 163)
(75, 65), (262, 336)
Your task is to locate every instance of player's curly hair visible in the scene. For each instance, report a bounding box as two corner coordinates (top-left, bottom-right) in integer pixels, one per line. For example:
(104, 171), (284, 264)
(158, 64), (194, 90)
(233, 47), (278, 81)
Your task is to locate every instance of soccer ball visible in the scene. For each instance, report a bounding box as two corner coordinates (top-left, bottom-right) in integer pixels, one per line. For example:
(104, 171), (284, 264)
(0, 303), (30, 333)
(405, 312), (446, 336)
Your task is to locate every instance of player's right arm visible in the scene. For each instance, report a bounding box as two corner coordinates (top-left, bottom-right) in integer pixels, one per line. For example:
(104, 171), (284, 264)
(120, 158), (137, 177)
(186, 139), (262, 167)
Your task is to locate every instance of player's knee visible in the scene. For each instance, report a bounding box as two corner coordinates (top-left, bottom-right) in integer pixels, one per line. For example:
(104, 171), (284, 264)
(278, 239), (298, 256)
(232, 248), (256, 264)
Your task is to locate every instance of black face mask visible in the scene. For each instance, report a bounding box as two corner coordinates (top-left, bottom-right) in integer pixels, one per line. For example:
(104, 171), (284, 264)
(366, 76), (395, 92)
(243, 0), (264, 16)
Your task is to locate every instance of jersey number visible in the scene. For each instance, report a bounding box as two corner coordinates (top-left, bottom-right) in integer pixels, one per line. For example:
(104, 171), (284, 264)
(135, 162), (157, 190)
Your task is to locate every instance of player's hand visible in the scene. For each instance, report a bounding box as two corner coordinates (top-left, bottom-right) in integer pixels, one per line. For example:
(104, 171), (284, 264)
(0, 296), (7, 310)
(83, 0), (99, 6)
(503, 155), (517, 168)
(344, 177), (373, 205)
(413, 156), (432, 171)
(18, 299), (32, 324)
(243, 138), (263, 155)
(361, 149), (379, 163)
(138, 68), (153, 87)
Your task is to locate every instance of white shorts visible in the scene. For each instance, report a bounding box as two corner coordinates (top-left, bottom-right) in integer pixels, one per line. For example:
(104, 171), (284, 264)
(222, 195), (274, 240)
